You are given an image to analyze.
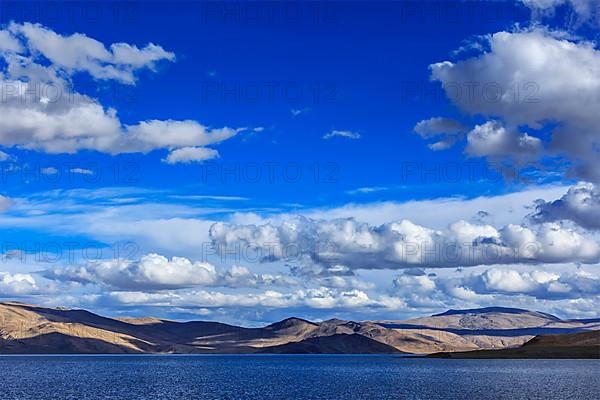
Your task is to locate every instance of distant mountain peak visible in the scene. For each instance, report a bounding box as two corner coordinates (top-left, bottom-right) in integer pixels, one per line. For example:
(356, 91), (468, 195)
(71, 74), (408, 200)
(322, 318), (350, 325)
(434, 307), (560, 320)
(266, 317), (317, 330)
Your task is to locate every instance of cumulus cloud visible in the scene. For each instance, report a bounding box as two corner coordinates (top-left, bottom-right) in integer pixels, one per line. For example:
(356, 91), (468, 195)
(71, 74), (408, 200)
(106, 286), (404, 310)
(461, 267), (600, 300)
(522, 0), (599, 25)
(529, 182), (600, 230)
(393, 263), (600, 304)
(0, 29), (22, 53)
(322, 130), (361, 140)
(45, 253), (219, 290)
(219, 265), (299, 288)
(0, 272), (39, 295)
(0, 23), (244, 161)
(428, 29), (600, 181)
(8, 22), (175, 84)
(466, 121), (542, 160)
(392, 271), (458, 308)
(413, 117), (467, 150)
(44, 253), (297, 290)
(210, 215), (600, 272)
(163, 146), (220, 164)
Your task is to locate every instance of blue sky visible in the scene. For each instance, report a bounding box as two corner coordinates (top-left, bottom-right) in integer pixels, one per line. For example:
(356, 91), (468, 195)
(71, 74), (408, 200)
(0, 1), (599, 325)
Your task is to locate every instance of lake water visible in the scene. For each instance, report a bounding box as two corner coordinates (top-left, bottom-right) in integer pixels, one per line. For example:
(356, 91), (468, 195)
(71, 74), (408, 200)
(0, 355), (598, 399)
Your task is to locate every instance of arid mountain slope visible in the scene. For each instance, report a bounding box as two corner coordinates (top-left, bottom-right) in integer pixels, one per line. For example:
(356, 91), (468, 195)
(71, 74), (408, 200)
(430, 330), (600, 359)
(256, 333), (402, 354)
(1, 302), (598, 354)
(375, 306), (600, 353)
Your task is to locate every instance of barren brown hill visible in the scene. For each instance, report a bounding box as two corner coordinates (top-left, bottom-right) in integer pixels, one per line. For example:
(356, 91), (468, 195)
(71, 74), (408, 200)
(256, 333), (402, 354)
(429, 330), (600, 359)
(1, 302), (598, 354)
(375, 306), (600, 353)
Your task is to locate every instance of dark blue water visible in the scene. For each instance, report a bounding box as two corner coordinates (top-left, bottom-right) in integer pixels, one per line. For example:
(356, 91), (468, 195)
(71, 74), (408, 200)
(0, 355), (598, 399)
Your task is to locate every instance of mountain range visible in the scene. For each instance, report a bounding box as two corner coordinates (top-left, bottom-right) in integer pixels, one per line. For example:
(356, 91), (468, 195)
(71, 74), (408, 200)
(0, 302), (598, 357)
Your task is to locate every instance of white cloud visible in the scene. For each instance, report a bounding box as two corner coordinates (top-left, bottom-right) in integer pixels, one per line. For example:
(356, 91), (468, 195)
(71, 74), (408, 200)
(291, 108), (308, 117)
(0, 188), (220, 257)
(319, 276), (376, 291)
(0, 29), (23, 53)
(429, 29), (600, 181)
(413, 117), (467, 150)
(8, 22), (175, 84)
(529, 182), (600, 230)
(393, 263), (600, 303)
(219, 265), (299, 288)
(480, 268), (541, 293)
(163, 146), (220, 164)
(210, 215), (600, 271)
(322, 130), (361, 140)
(70, 167), (94, 175)
(5, 185), (599, 318)
(304, 185), (569, 228)
(41, 166), (58, 175)
(0, 185), (577, 267)
(45, 253), (298, 291)
(0, 272), (39, 295)
(464, 266), (600, 300)
(466, 121), (542, 160)
(46, 253), (219, 290)
(106, 286), (404, 310)
(123, 121), (241, 151)
(521, 0), (599, 25)
(0, 23), (243, 161)
(169, 195), (249, 201)
(345, 186), (389, 195)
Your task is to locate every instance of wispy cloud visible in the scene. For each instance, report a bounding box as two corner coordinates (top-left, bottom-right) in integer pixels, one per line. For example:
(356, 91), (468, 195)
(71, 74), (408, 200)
(346, 186), (389, 195)
(169, 195), (250, 201)
(323, 130), (361, 140)
(291, 108), (309, 117)
(70, 168), (94, 175)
